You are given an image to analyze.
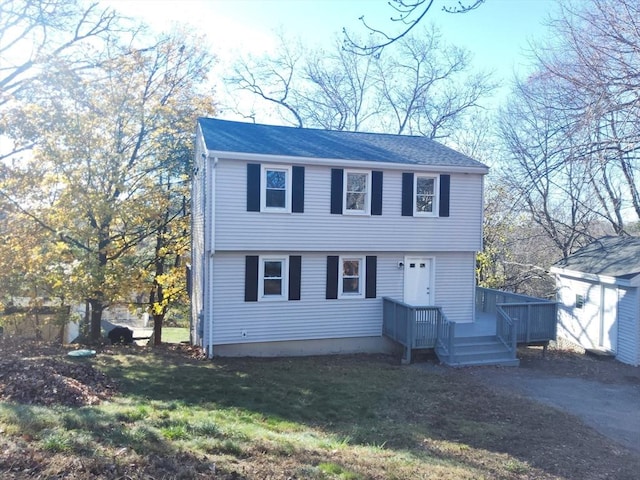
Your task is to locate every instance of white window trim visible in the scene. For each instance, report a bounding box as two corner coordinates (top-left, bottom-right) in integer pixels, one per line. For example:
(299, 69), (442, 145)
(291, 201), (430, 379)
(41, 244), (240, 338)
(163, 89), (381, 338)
(338, 256), (365, 299)
(343, 169), (371, 215)
(413, 174), (439, 217)
(261, 165), (292, 213)
(259, 256), (288, 301)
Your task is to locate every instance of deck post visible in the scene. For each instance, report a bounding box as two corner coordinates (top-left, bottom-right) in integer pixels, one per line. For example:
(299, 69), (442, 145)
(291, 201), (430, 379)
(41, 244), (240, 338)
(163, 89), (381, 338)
(392, 302), (397, 339)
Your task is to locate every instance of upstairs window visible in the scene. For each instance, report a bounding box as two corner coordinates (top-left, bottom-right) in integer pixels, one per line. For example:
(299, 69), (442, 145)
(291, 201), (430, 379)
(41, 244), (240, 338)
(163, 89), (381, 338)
(261, 166), (291, 211)
(402, 173), (450, 217)
(247, 164), (304, 213)
(344, 170), (370, 214)
(415, 175), (437, 215)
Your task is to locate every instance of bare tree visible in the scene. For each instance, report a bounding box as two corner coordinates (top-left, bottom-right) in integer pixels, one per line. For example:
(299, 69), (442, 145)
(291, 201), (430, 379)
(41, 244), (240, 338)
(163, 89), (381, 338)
(532, 0), (640, 227)
(298, 42), (380, 131)
(343, 0), (485, 56)
(376, 26), (495, 138)
(227, 34), (305, 127)
(226, 27), (495, 140)
(498, 74), (599, 260)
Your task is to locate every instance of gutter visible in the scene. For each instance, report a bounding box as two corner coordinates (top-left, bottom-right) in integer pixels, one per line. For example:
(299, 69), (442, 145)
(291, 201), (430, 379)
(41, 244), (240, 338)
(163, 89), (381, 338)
(205, 150), (489, 175)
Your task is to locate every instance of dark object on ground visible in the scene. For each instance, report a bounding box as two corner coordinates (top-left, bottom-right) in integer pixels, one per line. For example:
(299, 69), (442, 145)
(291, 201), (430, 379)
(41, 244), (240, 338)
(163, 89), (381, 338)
(108, 326), (134, 345)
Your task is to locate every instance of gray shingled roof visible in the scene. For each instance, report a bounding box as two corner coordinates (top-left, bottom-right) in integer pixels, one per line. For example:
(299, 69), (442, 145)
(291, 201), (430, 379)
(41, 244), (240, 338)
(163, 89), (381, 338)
(554, 236), (640, 279)
(198, 118), (488, 170)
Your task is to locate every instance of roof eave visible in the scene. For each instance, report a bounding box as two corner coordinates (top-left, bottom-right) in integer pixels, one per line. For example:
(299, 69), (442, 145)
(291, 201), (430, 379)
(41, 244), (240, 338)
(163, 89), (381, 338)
(203, 149), (489, 174)
(550, 266), (636, 287)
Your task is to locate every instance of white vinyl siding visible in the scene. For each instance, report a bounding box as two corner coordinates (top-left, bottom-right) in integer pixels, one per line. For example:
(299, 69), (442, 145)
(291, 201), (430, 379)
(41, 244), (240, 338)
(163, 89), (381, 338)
(616, 287), (639, 366)
(557, 277), (600, 350)
(215, 160), (483, 252)
(190, 137), (207, 346)
(558, 274), (640, 366)
(208, 251), (475, 346)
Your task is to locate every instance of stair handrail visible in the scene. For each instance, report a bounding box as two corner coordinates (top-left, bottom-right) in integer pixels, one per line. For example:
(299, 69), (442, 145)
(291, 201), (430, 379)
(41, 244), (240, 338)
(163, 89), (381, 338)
(436, 308), (455, 362)
(496, 305), (518, 356)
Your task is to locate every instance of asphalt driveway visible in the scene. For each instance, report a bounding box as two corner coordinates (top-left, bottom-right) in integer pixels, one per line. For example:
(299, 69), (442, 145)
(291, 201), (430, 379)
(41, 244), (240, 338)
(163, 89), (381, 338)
(467, 366), (640, 454)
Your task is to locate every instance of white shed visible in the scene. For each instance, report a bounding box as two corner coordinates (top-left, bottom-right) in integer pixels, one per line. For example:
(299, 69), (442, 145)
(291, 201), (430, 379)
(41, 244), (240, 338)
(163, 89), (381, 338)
(551, 236), (640, 366)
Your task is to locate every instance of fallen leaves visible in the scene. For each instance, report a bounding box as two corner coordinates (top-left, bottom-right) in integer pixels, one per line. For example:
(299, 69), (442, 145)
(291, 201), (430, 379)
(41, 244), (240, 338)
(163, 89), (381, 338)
(0, 339), (116, 406)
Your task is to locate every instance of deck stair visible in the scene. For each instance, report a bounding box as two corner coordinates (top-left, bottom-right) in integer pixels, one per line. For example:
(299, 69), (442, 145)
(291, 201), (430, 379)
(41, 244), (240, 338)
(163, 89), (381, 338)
(435, 335), (520, 367)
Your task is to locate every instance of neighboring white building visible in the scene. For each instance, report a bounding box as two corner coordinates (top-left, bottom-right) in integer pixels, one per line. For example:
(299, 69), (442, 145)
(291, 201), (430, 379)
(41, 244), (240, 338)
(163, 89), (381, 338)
(191, 118), (489, 358)
(552, 236), (640, 366)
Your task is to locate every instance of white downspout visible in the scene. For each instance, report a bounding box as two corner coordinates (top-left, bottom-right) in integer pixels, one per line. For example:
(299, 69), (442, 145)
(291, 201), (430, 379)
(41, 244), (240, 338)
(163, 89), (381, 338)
(207, 156), (218, 358)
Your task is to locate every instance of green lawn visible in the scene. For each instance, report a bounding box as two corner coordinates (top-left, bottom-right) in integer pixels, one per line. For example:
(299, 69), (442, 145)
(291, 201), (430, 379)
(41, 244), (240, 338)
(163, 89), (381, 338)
(161, 327), (189, 343)
(1, 351), (638, 479)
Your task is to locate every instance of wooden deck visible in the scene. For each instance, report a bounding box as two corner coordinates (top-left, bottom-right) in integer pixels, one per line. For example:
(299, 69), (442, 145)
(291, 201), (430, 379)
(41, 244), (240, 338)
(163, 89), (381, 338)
(383, 287), (557, 366)
(455, 311), (497, 337)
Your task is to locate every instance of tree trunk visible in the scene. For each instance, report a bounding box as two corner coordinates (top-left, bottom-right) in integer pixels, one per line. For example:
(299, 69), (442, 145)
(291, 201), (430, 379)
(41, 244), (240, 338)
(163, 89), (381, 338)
(89, 298), (104, 342)
(153, 314), (163, 346)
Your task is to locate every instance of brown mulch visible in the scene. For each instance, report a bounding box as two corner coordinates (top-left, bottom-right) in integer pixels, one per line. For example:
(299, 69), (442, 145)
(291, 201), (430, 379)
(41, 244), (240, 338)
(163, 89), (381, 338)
(0, 339), (117, 407)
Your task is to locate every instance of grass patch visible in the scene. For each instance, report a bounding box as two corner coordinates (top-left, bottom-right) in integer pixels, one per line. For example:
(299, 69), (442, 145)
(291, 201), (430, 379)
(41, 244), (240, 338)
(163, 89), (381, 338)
(161, 327), (189, 344)
(1, 351), (639, 479)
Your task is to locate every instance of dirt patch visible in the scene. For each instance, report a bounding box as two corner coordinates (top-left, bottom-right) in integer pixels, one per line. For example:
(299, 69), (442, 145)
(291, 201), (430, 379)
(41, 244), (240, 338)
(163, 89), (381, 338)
(518, 345), (640, 385)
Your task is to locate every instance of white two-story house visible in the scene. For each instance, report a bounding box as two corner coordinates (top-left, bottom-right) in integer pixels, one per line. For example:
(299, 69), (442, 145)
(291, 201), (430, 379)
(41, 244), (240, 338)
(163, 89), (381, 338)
(191, 118), (489, 358)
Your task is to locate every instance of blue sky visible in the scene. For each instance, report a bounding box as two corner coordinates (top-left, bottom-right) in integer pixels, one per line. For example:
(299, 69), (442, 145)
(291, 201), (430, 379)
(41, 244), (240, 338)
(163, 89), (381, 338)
(105, 0), (559, 111)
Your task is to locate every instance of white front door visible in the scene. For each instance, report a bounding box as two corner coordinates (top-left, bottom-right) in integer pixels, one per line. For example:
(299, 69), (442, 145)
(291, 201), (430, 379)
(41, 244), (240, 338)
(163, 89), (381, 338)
(403, 257), (432, 305)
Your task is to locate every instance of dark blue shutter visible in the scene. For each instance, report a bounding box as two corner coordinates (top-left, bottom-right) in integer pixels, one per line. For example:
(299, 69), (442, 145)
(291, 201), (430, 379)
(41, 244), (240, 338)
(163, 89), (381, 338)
(401, 173), (414, 216)
(247, 164), (260, 212)
(439, 174), (450, 217)
(292, 166), (305, 213)
(288, 255), (302, 300)
(365, 256), (377, 299)
(244, 256), (259, 302)
(326, 256), (339, 299)
(330, 169), (343, 214)
(371, 171), (383, 216)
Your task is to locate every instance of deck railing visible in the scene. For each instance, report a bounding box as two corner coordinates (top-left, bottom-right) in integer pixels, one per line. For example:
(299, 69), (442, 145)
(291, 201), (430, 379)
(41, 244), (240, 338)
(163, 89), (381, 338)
(383, 297), (451, 361)
(496, 305), (517, 355)
(477, 287), (557, 343)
